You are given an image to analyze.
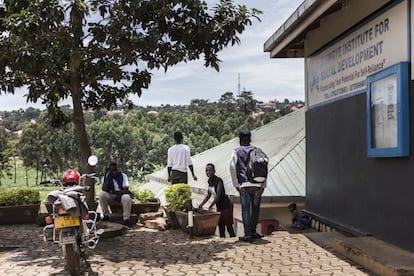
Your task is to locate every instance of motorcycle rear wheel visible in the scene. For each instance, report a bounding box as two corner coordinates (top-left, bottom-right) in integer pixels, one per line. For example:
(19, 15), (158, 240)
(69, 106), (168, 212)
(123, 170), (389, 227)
(64, 244), (81, 276)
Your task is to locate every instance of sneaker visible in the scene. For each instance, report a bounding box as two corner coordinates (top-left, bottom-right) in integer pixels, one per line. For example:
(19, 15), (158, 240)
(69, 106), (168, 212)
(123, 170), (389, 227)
(101, 215), (110, 222)
(238, 236), (253, 243)
(252, 233), (264, 239)
(122, 219), (131, 227)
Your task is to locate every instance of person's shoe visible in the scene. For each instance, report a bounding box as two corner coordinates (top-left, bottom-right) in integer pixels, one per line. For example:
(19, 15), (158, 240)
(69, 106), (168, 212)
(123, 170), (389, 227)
(238, 236), (253, 243)
(252, 233), (264, 239)
(122, 219), (131, 227)
(101, 215), (110, 222)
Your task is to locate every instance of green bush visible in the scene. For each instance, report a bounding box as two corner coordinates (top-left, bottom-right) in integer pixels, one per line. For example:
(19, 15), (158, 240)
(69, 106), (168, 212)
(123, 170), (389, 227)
(164, 184), (192, 212)
(0, 188), (40, 206)
(130, 188), (156, 203)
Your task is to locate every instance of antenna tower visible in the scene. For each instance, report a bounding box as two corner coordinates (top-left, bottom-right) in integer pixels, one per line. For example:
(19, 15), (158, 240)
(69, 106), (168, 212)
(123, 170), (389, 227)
(238, 73), (241, 96)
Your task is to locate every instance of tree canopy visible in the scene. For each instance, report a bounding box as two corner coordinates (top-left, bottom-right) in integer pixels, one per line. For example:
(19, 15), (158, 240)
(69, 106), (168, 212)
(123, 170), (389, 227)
(1, 94), (304, 185)
(0, 0), (261, 167)
(15, 95), (285, 184)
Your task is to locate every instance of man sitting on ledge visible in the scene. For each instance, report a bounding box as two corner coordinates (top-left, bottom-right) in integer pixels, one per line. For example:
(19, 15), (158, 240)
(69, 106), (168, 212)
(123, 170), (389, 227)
(99, 162), (132, 227)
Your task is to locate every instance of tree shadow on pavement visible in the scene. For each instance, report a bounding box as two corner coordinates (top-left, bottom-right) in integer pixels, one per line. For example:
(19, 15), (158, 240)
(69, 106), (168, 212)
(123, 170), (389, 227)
(0, 224), (260, 275)
(91, 227), (242, 268)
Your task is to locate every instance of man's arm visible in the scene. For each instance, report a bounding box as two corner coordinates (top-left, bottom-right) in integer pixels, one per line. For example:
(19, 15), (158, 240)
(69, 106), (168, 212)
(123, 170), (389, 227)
(167, 147), (173, 182)
(167, 167), (172, 182)
(188, 165), (197, 181)
(229, 150), (240, 191)
(102, 173), (110, 192)
(199, 191), (212, 209)
(185, 146), (197, 180)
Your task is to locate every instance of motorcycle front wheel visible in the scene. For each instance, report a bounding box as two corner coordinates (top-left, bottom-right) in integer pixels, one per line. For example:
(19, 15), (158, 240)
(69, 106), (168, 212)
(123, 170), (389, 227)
(63, 243), (81, 276)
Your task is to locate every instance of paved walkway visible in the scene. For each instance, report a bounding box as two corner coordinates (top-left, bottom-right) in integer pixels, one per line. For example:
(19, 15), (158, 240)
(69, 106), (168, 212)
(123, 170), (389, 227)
(0, 224), (370, 276)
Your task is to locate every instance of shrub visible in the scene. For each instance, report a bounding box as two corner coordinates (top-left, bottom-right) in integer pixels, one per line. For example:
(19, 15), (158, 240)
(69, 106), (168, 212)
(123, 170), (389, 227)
(0, 188), (40, 206)
(164, 184), (191, 212)
(130, 188), (156, 203)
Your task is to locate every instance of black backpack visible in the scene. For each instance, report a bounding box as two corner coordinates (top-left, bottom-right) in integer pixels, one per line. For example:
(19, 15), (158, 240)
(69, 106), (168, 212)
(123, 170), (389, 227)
(247, 147), (269, 183)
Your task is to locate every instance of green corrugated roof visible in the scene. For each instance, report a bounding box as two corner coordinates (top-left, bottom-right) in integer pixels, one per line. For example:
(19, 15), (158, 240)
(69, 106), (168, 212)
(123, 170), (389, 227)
(143, 108), (306, 204)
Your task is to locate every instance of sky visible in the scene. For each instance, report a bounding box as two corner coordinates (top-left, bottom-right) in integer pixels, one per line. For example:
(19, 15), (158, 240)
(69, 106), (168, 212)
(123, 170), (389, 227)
(0, 0), (305, 111)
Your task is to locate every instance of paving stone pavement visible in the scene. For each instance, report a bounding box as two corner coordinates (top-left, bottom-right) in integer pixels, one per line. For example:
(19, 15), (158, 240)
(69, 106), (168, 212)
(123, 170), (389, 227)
(0, 224), (372, 276)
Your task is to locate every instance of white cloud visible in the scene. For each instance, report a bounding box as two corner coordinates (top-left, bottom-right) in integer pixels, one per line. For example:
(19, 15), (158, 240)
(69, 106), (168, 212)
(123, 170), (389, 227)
(0, 0), (305, 111)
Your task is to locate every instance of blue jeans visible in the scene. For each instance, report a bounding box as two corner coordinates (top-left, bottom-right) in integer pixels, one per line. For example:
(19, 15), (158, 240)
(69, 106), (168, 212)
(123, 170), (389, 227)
(239, 187), (262, 237)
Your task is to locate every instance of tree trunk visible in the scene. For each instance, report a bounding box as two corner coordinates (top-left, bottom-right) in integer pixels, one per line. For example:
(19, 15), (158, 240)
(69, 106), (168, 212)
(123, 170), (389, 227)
(70, 1), (95, 208)
(13, 155), (16, 184)
(71, 78), (95, 207)
(25, 166), (28, 187)
(35, 163), (39, 185)
(72, 95), (95, 207)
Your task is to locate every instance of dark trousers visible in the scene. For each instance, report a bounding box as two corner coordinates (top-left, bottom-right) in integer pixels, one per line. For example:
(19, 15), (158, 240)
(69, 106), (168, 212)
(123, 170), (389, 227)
(218, 224), (236, 238)
(240, 187), (262, 237)
(171, 170), (188, 184)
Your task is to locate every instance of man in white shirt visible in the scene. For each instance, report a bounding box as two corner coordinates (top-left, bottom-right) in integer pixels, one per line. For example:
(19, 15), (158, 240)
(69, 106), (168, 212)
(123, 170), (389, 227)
(167, 131), (197, 184)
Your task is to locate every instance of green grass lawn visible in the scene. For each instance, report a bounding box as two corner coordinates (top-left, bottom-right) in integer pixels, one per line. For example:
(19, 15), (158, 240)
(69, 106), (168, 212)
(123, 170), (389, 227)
(0, 159), (104, 201)
(1, 159), (144, 202)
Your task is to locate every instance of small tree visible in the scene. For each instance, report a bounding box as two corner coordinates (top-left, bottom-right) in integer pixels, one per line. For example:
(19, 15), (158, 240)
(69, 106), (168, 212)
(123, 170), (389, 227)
(218, 92), (237, 114)
(237, 89), (256, 115)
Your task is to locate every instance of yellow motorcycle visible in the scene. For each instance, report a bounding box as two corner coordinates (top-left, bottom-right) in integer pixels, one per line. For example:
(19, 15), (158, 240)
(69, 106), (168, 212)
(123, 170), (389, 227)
(43, 156), (103, 276)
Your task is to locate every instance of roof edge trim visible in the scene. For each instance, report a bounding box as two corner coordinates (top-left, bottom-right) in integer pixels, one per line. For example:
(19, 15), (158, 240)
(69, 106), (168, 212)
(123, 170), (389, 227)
(264, 0), (319, 52)
(264, 0), (338, 56)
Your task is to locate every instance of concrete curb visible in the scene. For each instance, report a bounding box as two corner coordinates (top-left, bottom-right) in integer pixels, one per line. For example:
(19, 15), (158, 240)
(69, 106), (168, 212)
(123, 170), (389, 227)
(332, 237), (414, 276)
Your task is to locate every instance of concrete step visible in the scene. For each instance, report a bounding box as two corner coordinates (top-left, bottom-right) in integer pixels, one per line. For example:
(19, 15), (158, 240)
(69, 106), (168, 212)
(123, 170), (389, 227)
(332, 236), (414, 276)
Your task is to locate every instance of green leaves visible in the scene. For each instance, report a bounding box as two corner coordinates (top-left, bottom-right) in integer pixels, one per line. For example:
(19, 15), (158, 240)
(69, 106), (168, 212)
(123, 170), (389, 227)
(0, 188), (40, 206)
(0, 0), (261, 181)
(164, 184), (192, 212)
(130, 188), (156, 204)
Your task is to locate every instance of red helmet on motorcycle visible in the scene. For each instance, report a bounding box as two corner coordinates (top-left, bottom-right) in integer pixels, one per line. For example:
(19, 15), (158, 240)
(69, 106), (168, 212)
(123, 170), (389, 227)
(61, 169), (81, 186)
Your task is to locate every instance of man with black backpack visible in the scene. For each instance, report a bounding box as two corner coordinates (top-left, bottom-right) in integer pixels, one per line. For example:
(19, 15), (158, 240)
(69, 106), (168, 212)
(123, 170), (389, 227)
(230, 129), (268, 242)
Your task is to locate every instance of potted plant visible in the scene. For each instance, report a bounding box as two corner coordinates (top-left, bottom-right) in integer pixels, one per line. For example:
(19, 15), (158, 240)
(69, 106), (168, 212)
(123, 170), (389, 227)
(109, 188), (160, 215)
(164, 184), (192, 228)
(0, 188), (40, 224)
(130, 188), (160, 214)
(175, 208), (221, 236)
(164, 184), (221, 236)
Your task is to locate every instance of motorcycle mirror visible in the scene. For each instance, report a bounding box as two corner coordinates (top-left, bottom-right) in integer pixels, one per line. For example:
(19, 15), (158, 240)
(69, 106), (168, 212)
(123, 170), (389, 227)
(88, 155), (98, 166)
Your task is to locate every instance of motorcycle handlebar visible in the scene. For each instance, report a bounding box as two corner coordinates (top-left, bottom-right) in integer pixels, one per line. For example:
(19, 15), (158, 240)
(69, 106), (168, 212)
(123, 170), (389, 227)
(81, 173), (97, 178)
(39, 179), (61, 185)
(40, 174), (99, 186)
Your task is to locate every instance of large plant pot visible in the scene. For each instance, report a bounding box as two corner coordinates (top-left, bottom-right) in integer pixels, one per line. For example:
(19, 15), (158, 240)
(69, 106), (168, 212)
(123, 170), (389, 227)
(0, 203), (40, 224)
(175, 209), (221, 236)
(110, 199), (161, 215)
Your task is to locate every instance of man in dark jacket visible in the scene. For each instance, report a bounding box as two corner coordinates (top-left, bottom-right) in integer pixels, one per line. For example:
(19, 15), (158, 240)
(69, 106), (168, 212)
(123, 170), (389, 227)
(99, 162), (132, 227)
(288, 202), (311, 230)
(230, 130), (266, 242)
